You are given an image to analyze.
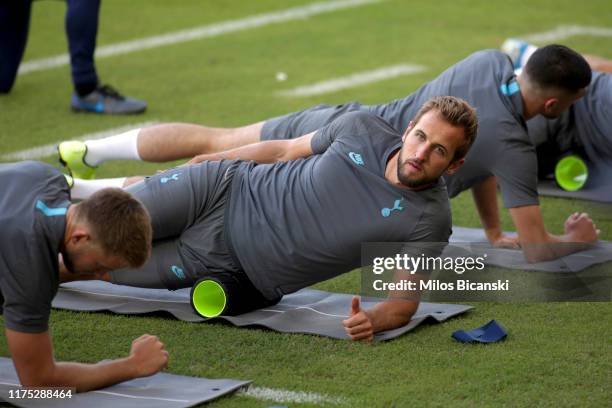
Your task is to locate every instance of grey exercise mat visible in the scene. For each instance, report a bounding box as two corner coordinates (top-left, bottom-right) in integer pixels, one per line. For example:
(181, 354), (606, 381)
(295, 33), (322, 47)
(0, 357), (249, 408)
(52, 282), (472, 341)
(538, 179), (612, 203)
(449, 226), (612, 272)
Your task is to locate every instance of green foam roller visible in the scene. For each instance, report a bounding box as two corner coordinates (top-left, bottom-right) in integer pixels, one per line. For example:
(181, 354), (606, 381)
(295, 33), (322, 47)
(555, 155), (588, 192)
(190, 279), (227, 318)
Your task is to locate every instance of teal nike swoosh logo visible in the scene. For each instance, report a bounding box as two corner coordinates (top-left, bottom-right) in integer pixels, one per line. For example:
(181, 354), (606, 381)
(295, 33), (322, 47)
(36, 200), (67, 217)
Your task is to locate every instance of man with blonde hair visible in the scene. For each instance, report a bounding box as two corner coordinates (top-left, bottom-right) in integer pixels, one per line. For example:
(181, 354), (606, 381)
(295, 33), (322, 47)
(0, 161), (168, 391)
(78, 96), (477, 341)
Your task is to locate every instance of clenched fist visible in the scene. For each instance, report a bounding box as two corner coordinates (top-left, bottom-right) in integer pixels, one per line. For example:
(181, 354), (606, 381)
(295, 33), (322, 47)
(564, 212), (599, 243)
(128, 334), (169, 378)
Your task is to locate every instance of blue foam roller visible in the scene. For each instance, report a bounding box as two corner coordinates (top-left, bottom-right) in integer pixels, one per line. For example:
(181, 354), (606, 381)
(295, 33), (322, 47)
(452, 319), (507, 343)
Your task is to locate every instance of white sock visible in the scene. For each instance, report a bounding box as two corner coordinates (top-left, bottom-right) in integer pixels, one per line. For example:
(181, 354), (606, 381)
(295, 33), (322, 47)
(71, 177), (127, 200)
(84, 128), (142, 167)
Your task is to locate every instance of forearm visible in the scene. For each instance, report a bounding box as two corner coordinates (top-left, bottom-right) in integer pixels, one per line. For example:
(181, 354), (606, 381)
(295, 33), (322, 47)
(471, 177), (503, 241)
(49, 359), (137, 392)
(9, 330), (167, 392)
(190, 140), (292, 164)
(366, 299), (418, 333)
(190, 132), (315, 165)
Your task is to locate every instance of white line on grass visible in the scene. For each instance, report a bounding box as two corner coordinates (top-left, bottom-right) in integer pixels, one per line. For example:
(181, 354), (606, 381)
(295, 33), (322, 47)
(523, 25), (612, 43)
(0, 121), (158, 161)
(276, 64), (426, 97)
(239, 386), (345, 405)
(18, 0), (381, 75)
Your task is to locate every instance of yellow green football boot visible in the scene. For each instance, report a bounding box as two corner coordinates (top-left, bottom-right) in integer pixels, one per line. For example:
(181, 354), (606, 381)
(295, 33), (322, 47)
(58, 141), (97, 180)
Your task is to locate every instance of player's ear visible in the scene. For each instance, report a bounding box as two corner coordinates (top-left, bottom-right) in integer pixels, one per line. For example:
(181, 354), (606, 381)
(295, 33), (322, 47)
(70, 228), (91, 246)
(445, 158), (465, 175)
(543, 98), (559, 114)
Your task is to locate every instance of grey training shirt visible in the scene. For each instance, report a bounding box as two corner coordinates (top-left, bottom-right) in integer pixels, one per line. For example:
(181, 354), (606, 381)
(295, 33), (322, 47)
(228, 112), (452, 300)
(369, 50), (538, 208)
(0, 161), (69, 333)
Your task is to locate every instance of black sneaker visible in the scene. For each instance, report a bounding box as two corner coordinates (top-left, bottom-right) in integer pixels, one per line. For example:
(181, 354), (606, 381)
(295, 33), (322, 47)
(71, 84), (147, 115)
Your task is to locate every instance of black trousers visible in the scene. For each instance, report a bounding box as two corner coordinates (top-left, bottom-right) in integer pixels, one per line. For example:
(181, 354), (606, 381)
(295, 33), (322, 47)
(0, 0), (100, 93)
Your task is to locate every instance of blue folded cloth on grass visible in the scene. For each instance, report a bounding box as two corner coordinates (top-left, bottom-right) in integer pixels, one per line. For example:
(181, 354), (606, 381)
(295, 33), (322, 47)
(452, 320), (507, 343)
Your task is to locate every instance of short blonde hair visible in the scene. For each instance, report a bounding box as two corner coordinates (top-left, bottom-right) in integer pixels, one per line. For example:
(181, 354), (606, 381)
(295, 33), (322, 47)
(75, 188), (152, 267)
(412, 96), (478, 161)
